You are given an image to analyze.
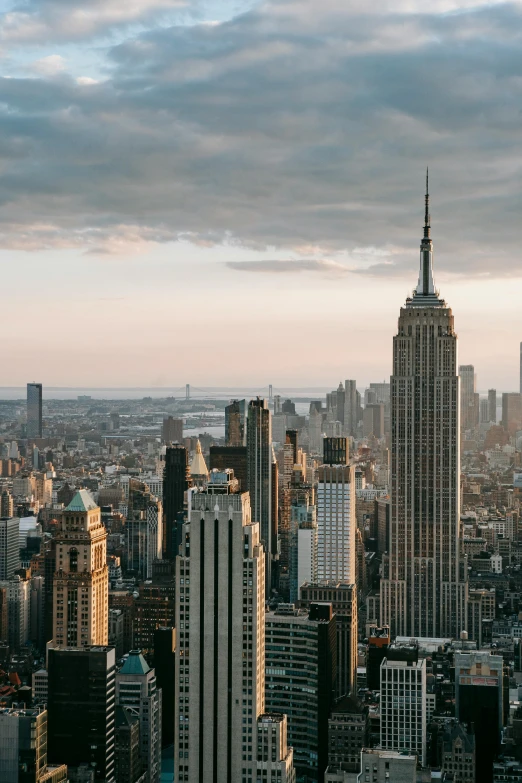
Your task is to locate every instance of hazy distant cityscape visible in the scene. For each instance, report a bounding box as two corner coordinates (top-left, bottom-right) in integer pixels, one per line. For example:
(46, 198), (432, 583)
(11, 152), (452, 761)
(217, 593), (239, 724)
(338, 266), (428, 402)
(2, 0), (522, 782)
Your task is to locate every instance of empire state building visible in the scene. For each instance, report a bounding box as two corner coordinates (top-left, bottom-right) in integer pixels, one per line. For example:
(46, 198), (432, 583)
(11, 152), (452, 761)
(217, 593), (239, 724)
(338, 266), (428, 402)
(380, 174), (468, 638)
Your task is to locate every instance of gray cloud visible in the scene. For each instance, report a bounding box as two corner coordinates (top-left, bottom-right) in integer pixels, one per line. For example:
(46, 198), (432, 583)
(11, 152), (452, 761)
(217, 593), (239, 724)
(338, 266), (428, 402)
(226, 259), (352, 274)
(0, 1), (521, 278)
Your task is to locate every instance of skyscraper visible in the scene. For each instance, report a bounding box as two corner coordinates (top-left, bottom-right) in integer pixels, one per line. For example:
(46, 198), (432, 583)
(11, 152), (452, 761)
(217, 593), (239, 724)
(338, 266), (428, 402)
(502, 392), (522, 436)
(317, 464), (356, 583)
(161, 416), (183, 444)
(264, 603), (336, 781)
(454, 651), (503, 783)
(0, 516), (19, 580)
(52, 490), (108, 647)
(225, 399), (246, 446)
(27, 383), (43, 439)
(380, 654), (427, 766)
(116, 650), (162, 783)
(488, 388), (497, 423)
(380, 174), (467, 638)
(47, 645), (116, 782)
(162, 444), (190, 560)
(459, 365), (479, 431)
(153, 627), (176, 749)
(174, 474), (265, 782)
(126, 479), (163, 580)
(247, 397), (273, 587)
(343, 380), (358, 437)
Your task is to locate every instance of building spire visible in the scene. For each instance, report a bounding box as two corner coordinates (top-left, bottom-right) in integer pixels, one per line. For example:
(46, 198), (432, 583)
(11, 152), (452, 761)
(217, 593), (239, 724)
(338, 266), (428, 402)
(410, 168), (440, 303)
(424, 167), (430, 240)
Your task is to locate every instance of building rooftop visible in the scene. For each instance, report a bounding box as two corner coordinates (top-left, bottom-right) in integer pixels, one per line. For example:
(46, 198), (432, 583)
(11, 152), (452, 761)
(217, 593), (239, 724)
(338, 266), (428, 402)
(65, 489), (98, 512)
(119, 650), (150, 676)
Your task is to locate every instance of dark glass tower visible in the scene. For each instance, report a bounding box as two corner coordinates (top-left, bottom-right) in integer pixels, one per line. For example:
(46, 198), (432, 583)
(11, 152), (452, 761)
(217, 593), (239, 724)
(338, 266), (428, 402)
(47, 646), (116, 782)
(153, 626), (176, 748)
(163, 444), (190, 560)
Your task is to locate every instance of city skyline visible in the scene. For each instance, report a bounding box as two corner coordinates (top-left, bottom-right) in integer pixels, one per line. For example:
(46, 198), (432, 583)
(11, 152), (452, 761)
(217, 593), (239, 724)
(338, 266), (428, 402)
(0, 0), (521, 387)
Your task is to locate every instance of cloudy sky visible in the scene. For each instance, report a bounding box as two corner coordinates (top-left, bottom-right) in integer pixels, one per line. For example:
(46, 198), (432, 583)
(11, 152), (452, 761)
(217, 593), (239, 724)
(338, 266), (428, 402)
(1, 0), (522, 390)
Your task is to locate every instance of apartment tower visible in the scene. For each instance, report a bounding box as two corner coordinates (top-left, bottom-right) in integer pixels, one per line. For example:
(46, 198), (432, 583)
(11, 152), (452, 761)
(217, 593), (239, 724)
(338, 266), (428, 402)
(380, 174), (467, 638)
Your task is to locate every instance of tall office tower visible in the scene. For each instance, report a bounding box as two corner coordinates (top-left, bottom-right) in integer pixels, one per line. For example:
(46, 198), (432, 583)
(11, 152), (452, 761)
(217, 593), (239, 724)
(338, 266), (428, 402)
(308, 407), (323, 454)
(380, 176), (467, 639)
(116, 650), (162, 783)
(380, 655), (427, 766)
(376, 496), (390, 556)
(299, 583), (357, 699)
(502, 392), (522, 436)
(0, 706), (68, 783)
(256, 714), (296, 783)
(335, 382), (345, 425)
(209, 445), (248, 489)
(479, 397), (489, 424)
(0, 516), (19, 579)
(488, 389), (497, 423)
(48, 646), (116, 782)
(52, 490), (108, 647)
(0, 575), (31, 650)
(455, 651), (504, 783)
(115, 706), (143, 783)
(126, 480), (163, 580)
(288, 502), (317, 603)
(366, 625), (391, 690)
(467, 587), (495, 649)
(174, 474), (265, 783)
(247, 397), (273, 587)
(343, 380), (358, 437)
(323, 437), (349, 466)
(1, 489), (14, 518)
(162, 444), (190, 559)
(132, 561), (175, 654)
(225, 399), (246, 446)
(282, 399), (296, 415)
(362, 403), (385, 438)
(265, 603), (336, 782)
(27, 383), (43, 439)
(459, 365), (478, 431)
(153, 627), (175, 749)
(317, 464), (355, 583)
(286, 429), (298, 463)
(161, 416), (183, 444)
